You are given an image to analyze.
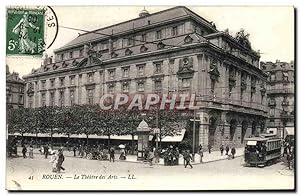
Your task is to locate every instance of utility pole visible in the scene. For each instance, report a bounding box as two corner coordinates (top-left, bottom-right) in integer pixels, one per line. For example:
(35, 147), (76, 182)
(192, 108), (196, 162)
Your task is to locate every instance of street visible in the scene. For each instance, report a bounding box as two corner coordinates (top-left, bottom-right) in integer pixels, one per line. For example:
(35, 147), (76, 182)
(6, 152), (294, 190)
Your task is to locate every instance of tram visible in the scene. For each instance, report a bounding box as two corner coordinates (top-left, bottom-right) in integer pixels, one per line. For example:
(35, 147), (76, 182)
(244, 134), (281, 167)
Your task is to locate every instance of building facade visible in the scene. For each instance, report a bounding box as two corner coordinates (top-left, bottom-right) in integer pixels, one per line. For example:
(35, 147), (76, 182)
(261, 60), (295, 138)
(23, 6), (268, 148)
(6, 65), (25, 109)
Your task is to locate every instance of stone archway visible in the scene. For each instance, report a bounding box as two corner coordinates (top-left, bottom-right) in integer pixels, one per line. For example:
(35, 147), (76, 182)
(208, 117), (217, 146)
(241, 121), (248, 144)
(229, 119), (237, 141)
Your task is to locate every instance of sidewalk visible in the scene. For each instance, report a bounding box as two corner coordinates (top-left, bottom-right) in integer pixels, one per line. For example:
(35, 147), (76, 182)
(17, 147), (244, 165)
(121, 148), (244, 165)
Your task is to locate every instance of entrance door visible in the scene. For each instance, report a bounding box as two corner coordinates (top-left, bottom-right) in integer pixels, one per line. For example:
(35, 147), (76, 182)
(209, 127), (215, 146)
(209, 118), (217, 146)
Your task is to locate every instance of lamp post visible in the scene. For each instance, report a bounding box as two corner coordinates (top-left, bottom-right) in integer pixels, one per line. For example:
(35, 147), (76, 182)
(190, 109), (200, 162)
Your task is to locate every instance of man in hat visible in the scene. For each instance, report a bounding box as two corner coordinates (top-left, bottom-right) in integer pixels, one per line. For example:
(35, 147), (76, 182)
(109, 147), (115, 162)
(56, 149), (65, 173)
(183, 150), (193, 169)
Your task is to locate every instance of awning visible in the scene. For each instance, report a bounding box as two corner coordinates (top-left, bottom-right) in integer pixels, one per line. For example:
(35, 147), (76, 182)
(247, 141), (257, 146)
(160, 129), (186, 142)
(285, 127), (294, 135)
(8, 133), (153, 141)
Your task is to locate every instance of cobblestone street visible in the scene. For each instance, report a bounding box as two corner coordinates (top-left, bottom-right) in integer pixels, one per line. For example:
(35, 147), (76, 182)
(6, 151), (294, 190)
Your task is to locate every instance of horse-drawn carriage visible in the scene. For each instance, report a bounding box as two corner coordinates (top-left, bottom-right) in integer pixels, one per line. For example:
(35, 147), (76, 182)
(85, 147), (109, 161)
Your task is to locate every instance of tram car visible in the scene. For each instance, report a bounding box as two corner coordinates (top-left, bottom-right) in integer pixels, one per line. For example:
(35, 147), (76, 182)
(244, 134), (281, 167)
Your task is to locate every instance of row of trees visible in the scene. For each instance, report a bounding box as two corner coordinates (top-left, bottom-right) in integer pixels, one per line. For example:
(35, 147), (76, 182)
(7, 105), (192, 150)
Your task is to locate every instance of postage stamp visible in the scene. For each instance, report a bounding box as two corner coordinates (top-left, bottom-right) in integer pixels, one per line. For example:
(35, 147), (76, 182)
(6, 8), (46, 56)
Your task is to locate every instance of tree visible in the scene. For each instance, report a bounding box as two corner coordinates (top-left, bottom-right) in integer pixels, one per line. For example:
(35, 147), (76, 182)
(39, 106), (61, 147)
(73, 105), (101, 146)
(120, 109), (143, 154)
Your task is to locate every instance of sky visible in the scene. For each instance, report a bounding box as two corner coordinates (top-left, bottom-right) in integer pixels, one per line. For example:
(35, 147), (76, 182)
(6, 6), (294, 77)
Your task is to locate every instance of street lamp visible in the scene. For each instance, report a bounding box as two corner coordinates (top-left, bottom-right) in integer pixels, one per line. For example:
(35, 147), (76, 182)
(190, 109), (200, 162)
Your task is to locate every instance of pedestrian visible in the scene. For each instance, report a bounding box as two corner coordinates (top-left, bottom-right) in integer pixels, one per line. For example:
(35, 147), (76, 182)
(208, 144), (212, 154)
(50, 151), (58, 172)
(29, 145), (34, 159)
(231, 146), (236, 159)
(119, 148), (126, 160)
(199, 148), (204, 163)
(109, 147), (115, 162)
(225, 145), (230, 155)
(44, 144), (49, 159)
(56, 149), (65, 173)
(183, 150), (193, 169)
(198, 144), (203, 153)
(154, 148), (160, 163)
(220, 144), (224, 156)
(175, 147), (180, 165)
(22, 145), (27, 158)
(73, 146), (76, 157)
(147, 151), (155, 166)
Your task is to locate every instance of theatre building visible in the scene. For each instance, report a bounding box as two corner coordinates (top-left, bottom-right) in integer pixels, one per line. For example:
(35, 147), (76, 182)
(23, 6), (268, 148)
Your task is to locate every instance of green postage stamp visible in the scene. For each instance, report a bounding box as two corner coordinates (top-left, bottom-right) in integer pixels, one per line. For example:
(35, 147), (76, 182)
(6, 8), (45, 56)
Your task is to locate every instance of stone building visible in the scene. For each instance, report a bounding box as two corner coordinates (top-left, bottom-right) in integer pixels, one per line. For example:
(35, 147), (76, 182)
(261, 60), (295, 138)
(6, 65), (25, 109)
(23, 6), (268, 148)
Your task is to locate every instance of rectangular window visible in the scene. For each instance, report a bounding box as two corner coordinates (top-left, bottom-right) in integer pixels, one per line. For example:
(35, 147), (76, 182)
(137, 64), (145, 76)
(60, 77), (65, 86)
(19, 86), (24, 93)
(41, 93), (46, 107)
(70, 90), (75, 106)
(154, 80), (162, 91)
(87, 89), (93, 105)
(270, 74), (276, 82)
(7, 94), (12, 103)
(109, 70), (115, 80)
(50, 92), (55, 106)
(270, 108), (275, 117)
(182, 78), (191, 88)
(154, 62), (162, 74)
(156, 30), (162, 40)
(138, 82), (145, 92)
(172, 26), (178, 36)
(60, 54), (64, 60)
(88, 73), (94, 83)
(127, 37), (134, 46)
(141, 34), (147, 42)
(19, 95), (23, 104)
(108, 86), (114, 94)
(113, 40), (117, 49)
(122, 83), (129, 93)
(59, 91), (64, 107)
(70, 76), (75, 85)
(123, 68), (129, 78)
(41, 80), (46, 89)
(50, 79), (55, 88)
(28, 97), (33, 108)
(69, 51), (73, 59)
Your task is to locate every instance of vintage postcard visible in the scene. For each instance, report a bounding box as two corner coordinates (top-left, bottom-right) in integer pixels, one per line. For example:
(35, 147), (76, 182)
(5, 5), (295, 191)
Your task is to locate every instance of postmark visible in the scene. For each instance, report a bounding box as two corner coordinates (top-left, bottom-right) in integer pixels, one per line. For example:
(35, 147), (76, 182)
(6, 6), (58, 57)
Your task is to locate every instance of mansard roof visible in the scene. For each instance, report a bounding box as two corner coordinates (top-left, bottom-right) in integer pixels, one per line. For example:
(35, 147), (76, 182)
(55, 6), (217, 52)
